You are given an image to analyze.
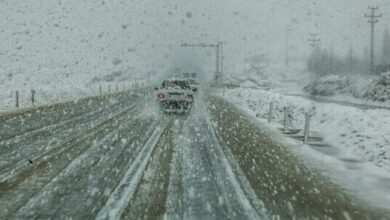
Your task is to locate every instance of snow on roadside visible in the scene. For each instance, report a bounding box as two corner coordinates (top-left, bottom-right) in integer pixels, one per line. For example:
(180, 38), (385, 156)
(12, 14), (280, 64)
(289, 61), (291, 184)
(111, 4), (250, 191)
(0, 71), (92, 112)
(219, 88), (390, 173)
(0, 75), (147, 113)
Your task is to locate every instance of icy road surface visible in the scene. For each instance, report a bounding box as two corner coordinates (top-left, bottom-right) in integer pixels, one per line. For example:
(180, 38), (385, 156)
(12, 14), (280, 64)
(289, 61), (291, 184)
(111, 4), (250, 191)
(0, 91), (389, 219)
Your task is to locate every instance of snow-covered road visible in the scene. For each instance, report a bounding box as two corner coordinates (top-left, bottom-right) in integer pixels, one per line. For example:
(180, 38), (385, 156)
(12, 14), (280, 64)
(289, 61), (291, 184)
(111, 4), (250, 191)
(164, 97), (265, 220)
(0, 91), (388, 219)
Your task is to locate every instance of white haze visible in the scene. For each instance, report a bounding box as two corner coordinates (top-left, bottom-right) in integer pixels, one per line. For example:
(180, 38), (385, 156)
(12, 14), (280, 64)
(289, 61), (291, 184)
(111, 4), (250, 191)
(0, 0), (389, 81)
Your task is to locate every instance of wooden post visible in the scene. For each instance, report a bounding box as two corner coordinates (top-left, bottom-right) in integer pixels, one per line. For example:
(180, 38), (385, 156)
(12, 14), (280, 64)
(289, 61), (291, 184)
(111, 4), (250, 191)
(304, 113), (311, 144)
(15, 90), (19, 108)
(31, 89), (35, 106)
(268, 102), (273, 123)
(284, 107), (289, 133)
(108, 84), (111, 94)
(99, 84), (102, 96)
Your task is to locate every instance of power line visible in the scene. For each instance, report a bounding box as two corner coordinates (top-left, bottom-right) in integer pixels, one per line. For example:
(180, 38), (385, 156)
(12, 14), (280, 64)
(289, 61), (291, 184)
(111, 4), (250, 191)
(364, 6), (382, 74)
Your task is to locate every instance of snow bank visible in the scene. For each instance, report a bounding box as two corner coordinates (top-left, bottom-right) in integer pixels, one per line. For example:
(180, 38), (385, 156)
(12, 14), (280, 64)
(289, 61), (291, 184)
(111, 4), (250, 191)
(0, 67), (147, 112)
(302, 72), (390, 104)
(364, 72), (390, 102)
(304, 74), (351, 96)
(0, 71), (94, 111)
(221, 88), (390, 173)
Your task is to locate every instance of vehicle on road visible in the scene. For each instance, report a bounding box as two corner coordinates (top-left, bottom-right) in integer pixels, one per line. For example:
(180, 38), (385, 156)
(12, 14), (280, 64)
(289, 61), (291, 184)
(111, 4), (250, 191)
(188, 78), (199, 92)
(155, 79), (194, 113)
(182, 72), (199, 92)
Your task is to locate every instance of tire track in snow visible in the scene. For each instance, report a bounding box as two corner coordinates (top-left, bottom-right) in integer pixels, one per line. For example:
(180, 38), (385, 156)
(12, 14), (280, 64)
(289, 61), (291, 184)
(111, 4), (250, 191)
(0, 97), (123, 147)
(119, 115), (186, 220)
(208, 95), (390, 219)
(1, 104), (145, 220)
(206, 114), (269, 219)
(96, 118), (171, 220)
(0, 93), (138, 171)
(0, 94), (130, 141)
(163, 118), (186, 220)
(0, 104), (137, 183)
(164, 97), (266, 220)
(11, 115), (157, 219)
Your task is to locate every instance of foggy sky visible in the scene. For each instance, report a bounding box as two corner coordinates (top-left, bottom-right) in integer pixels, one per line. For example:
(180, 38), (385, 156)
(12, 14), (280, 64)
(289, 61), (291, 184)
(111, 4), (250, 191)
(0, 0), (389, 78)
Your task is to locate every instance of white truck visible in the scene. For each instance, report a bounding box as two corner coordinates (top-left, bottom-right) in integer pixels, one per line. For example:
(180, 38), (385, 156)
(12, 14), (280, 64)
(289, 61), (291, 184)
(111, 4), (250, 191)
(182, 72), (199, 92)
(155, 79), (194, 113)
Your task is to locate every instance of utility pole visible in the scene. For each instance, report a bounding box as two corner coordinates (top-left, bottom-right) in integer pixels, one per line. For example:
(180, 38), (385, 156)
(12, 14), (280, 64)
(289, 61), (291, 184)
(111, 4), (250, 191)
(365, 6), (381, 74)
(307, 33), (320, 78)
(220, 41), (223, 81)
(181, 41), (223, 86)
(285, 26), (292, 66)
(215, 42), (220, 83)
(308, 33), (320, 49)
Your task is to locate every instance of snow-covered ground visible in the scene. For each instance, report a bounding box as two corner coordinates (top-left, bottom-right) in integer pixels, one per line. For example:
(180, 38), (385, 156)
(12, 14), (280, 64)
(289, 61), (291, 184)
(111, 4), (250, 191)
(218, 87), (390, 208)
(0, 74), (146, 112)
(221, 88), (390, 172)
(224, 60), (390, 173)
(0, 71), (94, 111)
(232, 61), (390, 108)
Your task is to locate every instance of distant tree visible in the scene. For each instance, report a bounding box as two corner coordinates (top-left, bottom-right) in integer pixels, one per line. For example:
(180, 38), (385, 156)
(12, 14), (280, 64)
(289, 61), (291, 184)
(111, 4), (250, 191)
(347, 44), (354, 72)
(345, 44), (365, 74)
(307, 45), (367, 77)
(359, 47), (370, 74)
(307, 48), (334, 76)
(330, 46), (335, 74)
(363, 47), (369, 65)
